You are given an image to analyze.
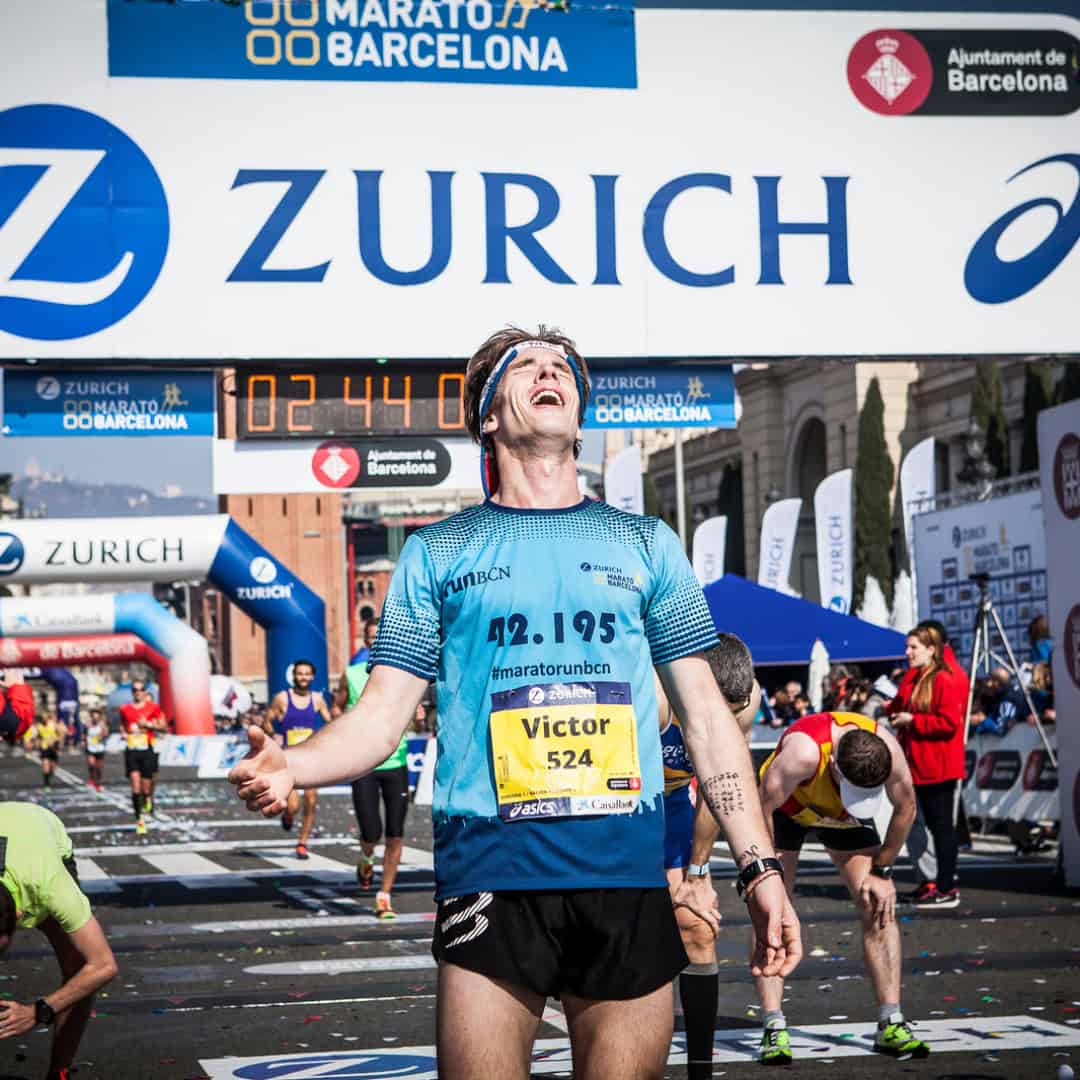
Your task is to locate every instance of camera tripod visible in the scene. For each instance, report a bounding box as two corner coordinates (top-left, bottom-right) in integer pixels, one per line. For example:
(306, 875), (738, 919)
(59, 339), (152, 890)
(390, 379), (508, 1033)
(962, 573), (1057, 767)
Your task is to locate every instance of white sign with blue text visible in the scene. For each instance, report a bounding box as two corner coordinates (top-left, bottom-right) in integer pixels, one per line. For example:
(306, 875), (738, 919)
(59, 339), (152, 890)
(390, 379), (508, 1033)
(2, 370), (215, 437)
(584, 367), (734, 429)
(0, 2), (1077, 358)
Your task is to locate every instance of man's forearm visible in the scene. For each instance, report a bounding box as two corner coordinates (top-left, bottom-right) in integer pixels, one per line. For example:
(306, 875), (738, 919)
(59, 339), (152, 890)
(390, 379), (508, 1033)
(44, 957), (114, 1016)
(286, 689), (410, 788)
(684, 712), (775, 867)
(688, 798), (721, 866)
(877, 807), (915, 867)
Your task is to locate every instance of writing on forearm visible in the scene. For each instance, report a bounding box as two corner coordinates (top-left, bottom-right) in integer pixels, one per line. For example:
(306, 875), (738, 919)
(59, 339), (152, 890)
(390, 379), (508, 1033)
(699, 771), (745, 822)
(734, 842), (763, 869)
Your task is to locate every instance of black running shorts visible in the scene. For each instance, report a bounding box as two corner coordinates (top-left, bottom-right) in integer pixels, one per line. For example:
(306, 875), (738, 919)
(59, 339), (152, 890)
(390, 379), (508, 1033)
(124, 748), (157, 777)
(432, 887), (687, 1000)
(40, 747), (59, 762)
(772, 809), (881, 853)
(352, 767), (409, 843)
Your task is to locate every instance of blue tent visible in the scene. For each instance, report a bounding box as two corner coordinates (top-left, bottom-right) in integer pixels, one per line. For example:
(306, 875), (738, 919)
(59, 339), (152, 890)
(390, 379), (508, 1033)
(703, 575), (907, 666)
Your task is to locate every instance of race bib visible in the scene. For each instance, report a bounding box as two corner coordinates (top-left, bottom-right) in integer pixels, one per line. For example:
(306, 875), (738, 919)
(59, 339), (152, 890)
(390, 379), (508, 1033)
(286, 726), (314, 747)
(127, 729), (149, 750)
(490, 681), (641, 822)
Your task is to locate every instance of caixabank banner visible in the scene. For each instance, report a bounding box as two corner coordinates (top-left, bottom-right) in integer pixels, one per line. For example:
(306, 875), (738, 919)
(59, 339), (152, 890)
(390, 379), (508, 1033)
(0, 1), (1078, 358)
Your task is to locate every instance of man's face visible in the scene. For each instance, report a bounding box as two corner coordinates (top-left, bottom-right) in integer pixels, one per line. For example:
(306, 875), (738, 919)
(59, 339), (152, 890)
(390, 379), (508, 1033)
(364, 623), (378, 649)
(481, 347), (580, 452)
(132, 683), (147, 702)
(293, 664), (314, 690)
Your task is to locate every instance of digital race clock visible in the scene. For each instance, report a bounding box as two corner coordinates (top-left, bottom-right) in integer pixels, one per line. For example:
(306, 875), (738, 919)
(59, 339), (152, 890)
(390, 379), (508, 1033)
(236, 362), (468, 440)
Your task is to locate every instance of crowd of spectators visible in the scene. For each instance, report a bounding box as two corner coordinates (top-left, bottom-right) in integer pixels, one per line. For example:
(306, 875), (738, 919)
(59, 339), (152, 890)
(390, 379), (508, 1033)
(754, 612), (1054, 738)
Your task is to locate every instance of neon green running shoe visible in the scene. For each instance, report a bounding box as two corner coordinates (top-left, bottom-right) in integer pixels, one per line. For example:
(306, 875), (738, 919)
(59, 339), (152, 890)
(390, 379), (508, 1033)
(759, 1026), (792, 1066)
(874, 1019), (930, 1059)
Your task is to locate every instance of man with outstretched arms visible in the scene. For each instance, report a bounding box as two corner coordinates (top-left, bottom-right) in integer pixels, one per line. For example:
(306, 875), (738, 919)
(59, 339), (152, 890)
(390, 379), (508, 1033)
(658, 633), (762, 1080)
(263, 660), (332, 860)
(753, 712), (924, 1064)
(0, 802), (119, 1080)
(231, 327), (801, 1080)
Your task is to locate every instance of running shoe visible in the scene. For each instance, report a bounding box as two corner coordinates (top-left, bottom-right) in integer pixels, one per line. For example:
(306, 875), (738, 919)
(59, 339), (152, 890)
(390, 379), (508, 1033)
(905, 882), (937, 904)
(296, 843), (310, 860)
(759, 1026), (792, 1065)
(375, 892), (396, 921)
(874, 1019), (929, 1059)
(914, 884), (959, 910)
(357, 855), (375, 890)
(135, 817), (147, 836)
(144, 797), (154, 816)
(281, 811), (294, 832)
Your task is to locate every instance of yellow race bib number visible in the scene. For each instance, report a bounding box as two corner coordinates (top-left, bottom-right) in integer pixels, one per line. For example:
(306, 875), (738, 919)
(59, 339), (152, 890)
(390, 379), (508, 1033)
(490, 681), (641, 822)
(286, 726), (314, 747)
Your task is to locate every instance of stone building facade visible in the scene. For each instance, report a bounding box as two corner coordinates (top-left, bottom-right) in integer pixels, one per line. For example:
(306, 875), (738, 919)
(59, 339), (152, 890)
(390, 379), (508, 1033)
(648, 358), (1056, 603)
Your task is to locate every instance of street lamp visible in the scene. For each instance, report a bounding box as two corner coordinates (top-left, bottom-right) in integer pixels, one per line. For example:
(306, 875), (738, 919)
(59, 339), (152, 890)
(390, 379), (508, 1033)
(955, 417), (995, 500)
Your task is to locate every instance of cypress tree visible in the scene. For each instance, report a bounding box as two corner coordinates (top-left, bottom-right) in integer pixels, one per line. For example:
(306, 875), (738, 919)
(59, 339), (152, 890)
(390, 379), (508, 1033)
(853, 377), (895, 612)
(1058, 360), (1080, 404)
(971, 359), (1010, 478)
(716, 459), (746, 576)
(1019, 363), (1053, 473)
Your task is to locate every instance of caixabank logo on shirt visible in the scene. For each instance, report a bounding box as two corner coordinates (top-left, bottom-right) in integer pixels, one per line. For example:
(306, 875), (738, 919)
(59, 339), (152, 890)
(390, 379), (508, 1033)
(106, 0), (638, 89)
(0, 104), (169, 341)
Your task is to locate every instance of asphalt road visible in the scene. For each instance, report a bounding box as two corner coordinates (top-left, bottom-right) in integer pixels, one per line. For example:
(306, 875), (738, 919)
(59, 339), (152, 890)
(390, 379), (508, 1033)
(2, 747), (1078, 1080)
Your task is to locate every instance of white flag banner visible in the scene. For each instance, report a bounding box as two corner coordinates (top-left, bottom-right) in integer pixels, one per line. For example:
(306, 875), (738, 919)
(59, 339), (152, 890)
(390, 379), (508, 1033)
(1038, 400), (1080, 886)
(900, 437), (936, 616)
(692, 515), (728, 586)
(757, 498), (802, 593)
(604, 445), (643, 516)
(813, 468), (853, 613)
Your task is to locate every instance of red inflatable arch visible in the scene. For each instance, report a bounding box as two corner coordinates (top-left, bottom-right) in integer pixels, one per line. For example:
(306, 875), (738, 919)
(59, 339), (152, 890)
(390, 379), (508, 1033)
(0, 633), (176, 724)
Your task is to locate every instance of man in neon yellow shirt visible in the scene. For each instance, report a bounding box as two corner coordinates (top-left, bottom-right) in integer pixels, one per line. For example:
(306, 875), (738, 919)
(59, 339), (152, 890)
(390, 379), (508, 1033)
(27, 713), (65, 788)
(0, 802), (118, 1080)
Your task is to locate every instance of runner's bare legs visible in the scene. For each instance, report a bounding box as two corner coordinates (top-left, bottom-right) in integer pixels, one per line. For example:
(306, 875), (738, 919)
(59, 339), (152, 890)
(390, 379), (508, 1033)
(563, 983), (674, 1080)
(436, 962), (543, 1079)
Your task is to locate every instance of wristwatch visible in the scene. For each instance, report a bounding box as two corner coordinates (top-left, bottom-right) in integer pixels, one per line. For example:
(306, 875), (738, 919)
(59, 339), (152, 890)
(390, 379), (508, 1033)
(870, 863), (894, 880)
(687, 862), (710, 878)
(735, 856), (783, 899)
(35, 998), (56, 1026)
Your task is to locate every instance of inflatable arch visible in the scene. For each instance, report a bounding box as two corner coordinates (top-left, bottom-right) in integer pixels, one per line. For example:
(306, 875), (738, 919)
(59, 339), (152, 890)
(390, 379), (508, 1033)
(0, 593), (212, 733)
(35, 667), (81, 734)
(0, 633), (174, 721)
(0, 514), (328, 722)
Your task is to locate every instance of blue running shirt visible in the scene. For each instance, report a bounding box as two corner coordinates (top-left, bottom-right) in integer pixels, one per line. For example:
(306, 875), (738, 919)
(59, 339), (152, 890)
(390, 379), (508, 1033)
(372, 499), (718, 899)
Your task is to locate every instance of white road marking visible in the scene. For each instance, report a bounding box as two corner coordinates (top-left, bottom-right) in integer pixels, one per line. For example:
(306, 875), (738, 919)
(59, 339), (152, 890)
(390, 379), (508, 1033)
(191, 912), (435, 933)
(249, 847), (361, 874)
(541, 1004), (569, 1034)
(73, 857), (121, 893)
(200, 1017), (1080, 1078)
(142, 852), (236, 878)
(163, 993), (434, 1014)
(244, 955), (437, 976)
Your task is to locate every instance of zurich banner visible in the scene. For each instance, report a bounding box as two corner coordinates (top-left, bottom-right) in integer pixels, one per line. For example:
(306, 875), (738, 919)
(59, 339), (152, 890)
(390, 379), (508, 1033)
(0, 515), (329, 703)
(3, 370), (214, 437)
(584, 367), (735, 430)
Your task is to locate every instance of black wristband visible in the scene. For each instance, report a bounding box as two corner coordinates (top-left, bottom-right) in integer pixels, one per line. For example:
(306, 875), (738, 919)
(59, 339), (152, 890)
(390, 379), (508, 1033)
(35, 998), (56, 1026)
(735, 856), (783, 899)
(870, 863), (894, 880)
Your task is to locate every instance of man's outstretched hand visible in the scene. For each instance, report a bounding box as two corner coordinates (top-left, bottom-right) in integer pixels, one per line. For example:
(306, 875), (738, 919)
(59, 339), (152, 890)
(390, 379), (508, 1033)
(228, 725), (294, 816)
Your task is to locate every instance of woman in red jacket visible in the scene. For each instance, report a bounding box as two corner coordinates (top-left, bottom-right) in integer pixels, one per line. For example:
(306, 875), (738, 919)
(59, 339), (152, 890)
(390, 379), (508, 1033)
(886, 625), (966, 909)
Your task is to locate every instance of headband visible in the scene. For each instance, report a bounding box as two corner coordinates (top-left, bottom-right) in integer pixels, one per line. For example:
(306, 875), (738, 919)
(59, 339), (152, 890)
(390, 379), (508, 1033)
(477, 339), (590, 498)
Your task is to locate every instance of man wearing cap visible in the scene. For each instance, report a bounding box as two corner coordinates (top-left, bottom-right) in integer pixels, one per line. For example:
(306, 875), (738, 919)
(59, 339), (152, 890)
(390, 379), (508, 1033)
(753, 711), (923, 1064)
(231, 325), (800, 1079)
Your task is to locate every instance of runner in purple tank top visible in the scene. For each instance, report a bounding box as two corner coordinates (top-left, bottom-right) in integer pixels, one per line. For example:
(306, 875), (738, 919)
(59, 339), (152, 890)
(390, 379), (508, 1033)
(263, 661), (332, 859)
